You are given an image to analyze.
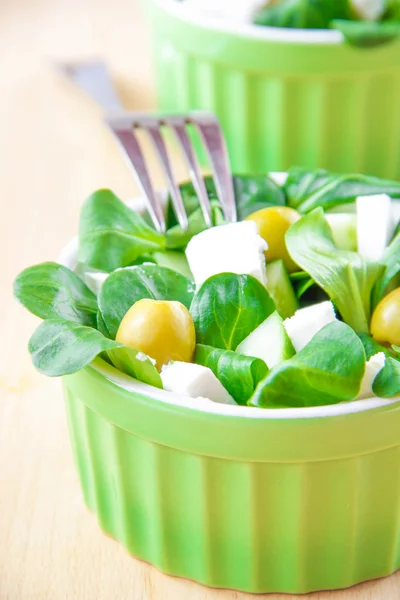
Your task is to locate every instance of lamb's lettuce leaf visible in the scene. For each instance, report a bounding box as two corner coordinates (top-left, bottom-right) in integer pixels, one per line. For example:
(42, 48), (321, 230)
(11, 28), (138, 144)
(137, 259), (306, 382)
(14, 262), (98, 328)
(372, 357), (400, 398)
(253, 0), (350, 29)
(332, 19), (400, 48)
(99, 264), (195, 339)
(106, 346), (162, 388)
(166, 200), (224, 250)
(165, 174), (285, 248)
(165, 177), (218, 229)
(97, 310), (112, 338)
(286, 208), (384, 332)
(190, 273), (275, 350)
(232, 174), (286, 219)
(285, 167), (400, 213)
(358, 333), (394, 360)
(152, 250), (192, 278)
(250, 321), (366, 408)
(373, 230), (400, 305)
(194, 344), (268, 405)
(385, 0), (400, 20)
(28, 318), (162, 386)
(78, 189), (165, 272)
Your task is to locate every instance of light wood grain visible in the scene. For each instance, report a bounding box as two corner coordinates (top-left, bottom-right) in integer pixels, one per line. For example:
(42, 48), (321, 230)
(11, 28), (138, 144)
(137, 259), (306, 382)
(0, 0), (399, 598)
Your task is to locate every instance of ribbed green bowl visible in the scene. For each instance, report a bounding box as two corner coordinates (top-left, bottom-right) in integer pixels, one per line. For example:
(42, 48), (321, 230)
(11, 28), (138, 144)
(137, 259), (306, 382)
(62, 358), (400, 594)
(145, 0), (400, 178)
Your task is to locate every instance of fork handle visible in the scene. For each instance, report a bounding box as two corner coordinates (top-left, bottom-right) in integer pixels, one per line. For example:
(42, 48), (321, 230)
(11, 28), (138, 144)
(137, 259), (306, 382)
(59, 61), (123, 112)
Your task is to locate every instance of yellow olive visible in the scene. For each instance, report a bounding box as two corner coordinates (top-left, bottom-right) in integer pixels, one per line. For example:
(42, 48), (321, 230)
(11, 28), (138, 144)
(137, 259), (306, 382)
(371, 288), (400, 347)
(245, 206), (301, 273)
(116, 299), (195, 370)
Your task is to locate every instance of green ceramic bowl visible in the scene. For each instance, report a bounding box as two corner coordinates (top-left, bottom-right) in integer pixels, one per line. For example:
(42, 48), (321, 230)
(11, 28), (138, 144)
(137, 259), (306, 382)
(145, 0), (400, 178)
(58, 197), (400, 594)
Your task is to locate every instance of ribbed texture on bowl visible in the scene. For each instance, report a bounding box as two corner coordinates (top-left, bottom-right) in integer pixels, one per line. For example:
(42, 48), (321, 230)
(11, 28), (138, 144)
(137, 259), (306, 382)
(64, 384), (400, 594)
(147, 3), (400, 178)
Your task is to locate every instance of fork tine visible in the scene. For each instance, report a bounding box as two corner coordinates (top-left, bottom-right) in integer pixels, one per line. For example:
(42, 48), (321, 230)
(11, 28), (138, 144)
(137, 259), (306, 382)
(168, 120), (213, 228)
(144, 124), (189, 231)
(193, 114), (237, 223)
(106, 116), (166, 233)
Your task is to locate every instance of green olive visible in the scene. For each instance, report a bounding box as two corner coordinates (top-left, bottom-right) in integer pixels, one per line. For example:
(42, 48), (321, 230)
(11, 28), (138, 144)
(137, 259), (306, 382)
(246, 206), (301, 273)
(116, 299), (196, 370)
(371, 288), (400, 347)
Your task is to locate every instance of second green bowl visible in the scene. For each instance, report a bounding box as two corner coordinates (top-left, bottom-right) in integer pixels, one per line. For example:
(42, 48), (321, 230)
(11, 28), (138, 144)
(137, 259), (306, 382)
(146, 0), (400, 178)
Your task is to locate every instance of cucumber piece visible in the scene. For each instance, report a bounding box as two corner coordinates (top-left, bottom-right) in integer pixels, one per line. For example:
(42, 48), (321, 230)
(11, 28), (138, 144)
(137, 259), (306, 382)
(237, 311), (295, 369)
(265, 259), (298, 319)
(325, 213), (357, 251)
(153, 251), (193, 279)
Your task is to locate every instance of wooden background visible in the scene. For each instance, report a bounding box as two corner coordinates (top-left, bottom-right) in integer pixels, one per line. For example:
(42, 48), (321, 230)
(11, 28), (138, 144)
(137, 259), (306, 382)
(0, 0), (399, 597)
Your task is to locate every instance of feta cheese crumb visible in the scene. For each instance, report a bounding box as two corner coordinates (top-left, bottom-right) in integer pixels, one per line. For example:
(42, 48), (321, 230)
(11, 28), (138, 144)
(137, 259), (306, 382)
(357, 352), (386, 399)
(161, 361), (236, 405)
(356, 194), (395, 262)
(185, 221), (268, 288)
(283, 301), (337, 352)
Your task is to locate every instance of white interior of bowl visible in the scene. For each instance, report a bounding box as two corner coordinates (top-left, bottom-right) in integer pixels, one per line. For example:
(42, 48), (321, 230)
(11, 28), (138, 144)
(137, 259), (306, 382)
(153, 0), (344, 45)
(59, 174), (400, 418)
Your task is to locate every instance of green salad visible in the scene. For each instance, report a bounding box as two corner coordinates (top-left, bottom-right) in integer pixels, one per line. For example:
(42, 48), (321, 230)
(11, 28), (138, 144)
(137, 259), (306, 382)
(253, 0), (400, 47)
(14, 167), (400, 409)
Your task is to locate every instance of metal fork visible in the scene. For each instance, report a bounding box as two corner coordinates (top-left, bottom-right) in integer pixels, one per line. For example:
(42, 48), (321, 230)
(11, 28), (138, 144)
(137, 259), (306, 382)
(58, 60), (236, 233)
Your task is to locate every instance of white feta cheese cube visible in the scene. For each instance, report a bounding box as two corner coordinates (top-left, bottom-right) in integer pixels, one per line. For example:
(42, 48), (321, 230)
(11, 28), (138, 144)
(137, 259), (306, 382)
(83, 271), (109, 295)
(283, 301), (337, 352)
(185, 221), (268, 288)
(357, 352), (386, 399)
(356, 194), (395, 262)
(351, 0), (386, 21)
(161, 361), (236, 405)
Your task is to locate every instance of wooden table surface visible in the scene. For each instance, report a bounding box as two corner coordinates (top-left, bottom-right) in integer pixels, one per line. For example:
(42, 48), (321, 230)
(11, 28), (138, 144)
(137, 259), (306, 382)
(1, 0), (399, 598)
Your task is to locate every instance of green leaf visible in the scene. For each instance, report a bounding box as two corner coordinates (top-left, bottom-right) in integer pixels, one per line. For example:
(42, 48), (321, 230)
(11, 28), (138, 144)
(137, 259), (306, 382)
(78, 189), (165, 272)
(296, 276), (316, 299)
(190, 273), (276, 350)
(385, 0), (400, 20)
(285, 167), (330, 209)
(97, 310), (112, 338)
(253, 0), (350, 29)
(165, 175), (285, 243)
(332, 19), (400, 48)
(194, 344), (268, 405)
(107, 346), (162, 388)
(250, 321), (366, 408)
(29, 318), (118, 376)
(372, 357), (400, 398)
(166, 177), (218, 229)
(28, 318), (161, 386)
(358, 333), (394, 360)
(285, 168), (400, 213)
(233, 174), (286, 219)
(166, 200), (224, 250)
(99, 264), (195, 338)
(373, 230), (400, 305)
(14, 262), (98, 327)
(286, 208), (384, 332)
(290, 270), (310, 281)
(152, 250), (192, 279)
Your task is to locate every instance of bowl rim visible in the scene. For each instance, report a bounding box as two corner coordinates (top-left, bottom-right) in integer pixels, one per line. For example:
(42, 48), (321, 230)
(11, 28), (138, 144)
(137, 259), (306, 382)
(152, 0), (345, 45)
(60, 183), (400, 421)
